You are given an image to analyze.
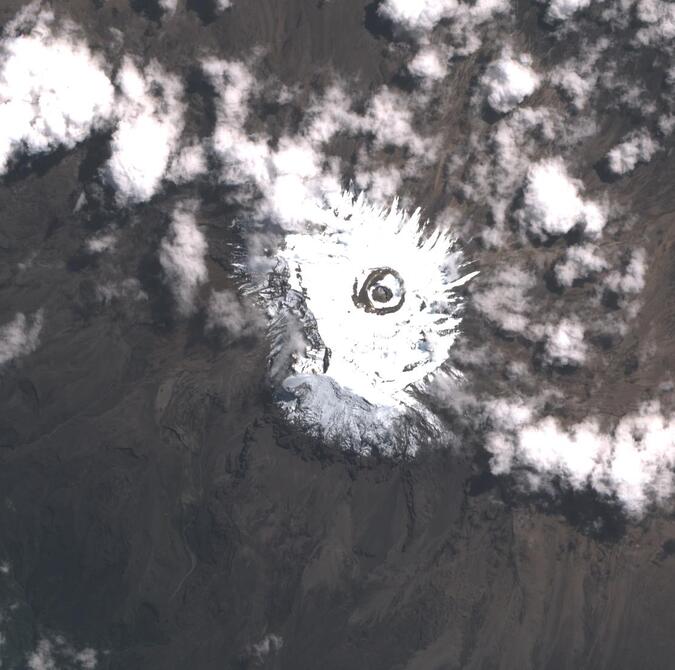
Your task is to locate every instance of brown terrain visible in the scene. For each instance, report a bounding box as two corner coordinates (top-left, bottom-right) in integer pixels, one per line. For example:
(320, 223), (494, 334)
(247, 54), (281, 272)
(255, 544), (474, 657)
(1, 0), (675, 668)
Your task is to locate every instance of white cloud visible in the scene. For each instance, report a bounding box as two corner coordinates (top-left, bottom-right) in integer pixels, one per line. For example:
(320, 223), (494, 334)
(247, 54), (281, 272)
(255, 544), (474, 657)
(86, 231), (117, 254)
(550, 64), (597, 110)
(364, 87), (437, 157)
(473, 267), (536, 334)
(0, 310), (43, 367)
(28, 639), (57, 670)
(250, 633), (283, 660)
(27, 636), (97, 670)
(159, 0), (178, 13)
(74, 649), (97, 670)
(487, 400), (675, 516)
(474, 271), (590, 366)
(606, 131), (658, 175)
(551, 69), (591, 110)
(548, 38), (608, 111)
(658, 114), (675, 136)
(463, 107), (559, 243)
(105, 58), (185, 203)
(205, 61), (437, 229)
(202, 58), (254, 127)
(206, 289), (262, 337)
(204, 59), (333, 229)
(481, 53), (540, 113)
(216, 0), (233, 8)
(159, 202), (208, 316)
(354, 163), (403, 206)
(518, 158), (606, 239)
(544, 0), (592, 22)
(96, 278), (147, 304)
(634, 0), (675, 45)
(377, 0), (510, 65)
(408, 46), (447, 81)
(605, 248), (646, 295)
(302, 84), (361, 145)
(537, 317), (587, 366)
(167, 142), (208, 183)
(0, 5), (115, 174)
(378, 0), (509, 40)
(378, 0), (460, 32)
(555, 244), (607, 286)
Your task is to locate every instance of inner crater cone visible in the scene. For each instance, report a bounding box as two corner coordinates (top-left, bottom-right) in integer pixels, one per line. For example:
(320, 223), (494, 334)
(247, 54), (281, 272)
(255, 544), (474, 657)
(372, 285), (393, 303)
(353, 267), (405, 315)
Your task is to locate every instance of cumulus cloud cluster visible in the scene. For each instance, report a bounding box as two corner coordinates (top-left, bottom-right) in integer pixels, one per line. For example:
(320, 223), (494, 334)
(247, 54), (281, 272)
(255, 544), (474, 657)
(206, 289), (262, 338)
(550, 39), (608, 110)
(96, 278), (147, 304)
(27, 636), (97, 670)
(0, 4), (114, 175)
(0, 3), (192, 203)
(536, 317), (587, 366)
(473, 267), (536, 335)
(481, 53), (540, 114)
(0, 310), (43, 367)
(249, 633), (283, 661)
(0, 0), (666, 520)
(474, 270), (590, 367)
(555, 244), (608, 287)
(605, 249), (647, 295)
(159, 0), (178, 14)
(166, 142), (207, 184)
(463, 107), (562, 245)
(204, 59), (438, 226)
(378, 0), (510, 48)
(634, 0), (675, 46)
(408, 46), (447, 81)
(518, 158), (605, 239)
(606, 131), (659, 175)
(105, 58), (186, 203)
(159, 202), (208, 316)
(487, 400), (675, 516)
(204, 58), (339, 228)
(543, 0), (591, 23)
(86, 231), (118, 254)
(377, 0), (514, 86)
(378, 0), (459, 32)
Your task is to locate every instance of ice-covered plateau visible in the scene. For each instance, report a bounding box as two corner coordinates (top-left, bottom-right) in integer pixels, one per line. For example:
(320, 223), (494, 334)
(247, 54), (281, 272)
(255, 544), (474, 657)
(254, 192), (478, 455)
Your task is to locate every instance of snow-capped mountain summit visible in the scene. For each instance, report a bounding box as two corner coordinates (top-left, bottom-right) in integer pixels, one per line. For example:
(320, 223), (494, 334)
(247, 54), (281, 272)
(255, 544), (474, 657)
(256, 191), (478, 454)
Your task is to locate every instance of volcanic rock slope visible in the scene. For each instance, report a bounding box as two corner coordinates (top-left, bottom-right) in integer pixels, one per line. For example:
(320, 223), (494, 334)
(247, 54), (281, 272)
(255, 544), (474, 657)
(1, 0), (675, 669)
